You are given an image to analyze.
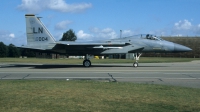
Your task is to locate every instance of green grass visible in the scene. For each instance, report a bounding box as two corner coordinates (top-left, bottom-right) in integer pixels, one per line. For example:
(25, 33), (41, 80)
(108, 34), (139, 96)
(0, 80), (200, 112)
(0, 57), (199, 64)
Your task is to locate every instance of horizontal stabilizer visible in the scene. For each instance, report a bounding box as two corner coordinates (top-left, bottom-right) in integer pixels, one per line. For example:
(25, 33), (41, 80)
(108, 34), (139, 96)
(18, 46), (45, 50)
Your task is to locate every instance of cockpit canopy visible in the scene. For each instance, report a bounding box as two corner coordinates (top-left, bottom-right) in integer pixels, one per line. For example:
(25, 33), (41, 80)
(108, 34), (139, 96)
(122, 34), (164, 41)
(141, 34), (163, 41)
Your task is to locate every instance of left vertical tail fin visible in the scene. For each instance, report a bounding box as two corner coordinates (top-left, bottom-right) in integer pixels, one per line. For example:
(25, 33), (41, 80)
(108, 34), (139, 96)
(25, 14), (56, 49)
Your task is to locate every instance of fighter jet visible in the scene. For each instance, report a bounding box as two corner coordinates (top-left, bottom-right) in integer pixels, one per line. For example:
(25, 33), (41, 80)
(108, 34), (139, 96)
(21, 14), (192, 67)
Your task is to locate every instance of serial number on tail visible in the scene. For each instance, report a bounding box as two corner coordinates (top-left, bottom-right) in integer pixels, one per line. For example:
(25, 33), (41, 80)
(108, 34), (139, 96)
(35, 37), (48, 41)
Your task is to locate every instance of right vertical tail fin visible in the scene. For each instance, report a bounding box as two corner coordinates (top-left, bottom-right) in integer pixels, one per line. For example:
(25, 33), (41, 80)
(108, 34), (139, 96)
(25, 14), (56, 49)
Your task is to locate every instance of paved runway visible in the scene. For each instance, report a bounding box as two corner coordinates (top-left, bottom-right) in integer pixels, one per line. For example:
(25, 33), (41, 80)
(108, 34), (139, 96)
(0, 61), (200, 88)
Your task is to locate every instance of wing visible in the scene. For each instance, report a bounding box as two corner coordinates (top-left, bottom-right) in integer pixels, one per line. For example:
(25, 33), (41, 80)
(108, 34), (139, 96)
(53, 41), (130, 50)
(55, 41), (130, 47)
(18, 41), (144, 55)
(52, 41), (144, 55)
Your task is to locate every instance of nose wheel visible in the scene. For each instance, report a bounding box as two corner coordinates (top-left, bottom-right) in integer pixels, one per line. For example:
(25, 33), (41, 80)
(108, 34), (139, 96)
(133, 53), (142, 67)
(133, 62), (138, 67)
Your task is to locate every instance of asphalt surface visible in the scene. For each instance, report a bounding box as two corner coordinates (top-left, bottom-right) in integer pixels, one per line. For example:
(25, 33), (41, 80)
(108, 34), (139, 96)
(0, 61), (200, 88)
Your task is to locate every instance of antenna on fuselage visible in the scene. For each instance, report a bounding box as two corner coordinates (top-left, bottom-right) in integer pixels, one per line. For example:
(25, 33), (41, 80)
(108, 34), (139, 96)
(120, 30), (122, 38)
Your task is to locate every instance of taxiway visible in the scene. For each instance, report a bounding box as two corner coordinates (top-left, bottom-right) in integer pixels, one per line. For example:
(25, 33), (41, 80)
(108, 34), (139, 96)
(0, 61), (200, 88)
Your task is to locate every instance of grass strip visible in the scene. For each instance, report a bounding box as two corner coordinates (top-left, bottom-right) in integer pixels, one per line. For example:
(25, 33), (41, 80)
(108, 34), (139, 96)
(0, 80), (200, 112)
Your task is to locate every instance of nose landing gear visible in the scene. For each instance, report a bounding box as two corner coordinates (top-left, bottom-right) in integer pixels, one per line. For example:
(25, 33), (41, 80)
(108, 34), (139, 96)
(133, 53), (142, 67)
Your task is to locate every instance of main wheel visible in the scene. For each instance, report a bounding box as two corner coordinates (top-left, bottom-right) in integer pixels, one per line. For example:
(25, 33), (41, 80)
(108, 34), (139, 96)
(133, 62), (138, 67)
(83, 60), (91, 67)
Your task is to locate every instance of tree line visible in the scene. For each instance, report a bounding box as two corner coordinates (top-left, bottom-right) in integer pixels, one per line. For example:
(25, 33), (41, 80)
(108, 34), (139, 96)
(0, 42), (36, 58)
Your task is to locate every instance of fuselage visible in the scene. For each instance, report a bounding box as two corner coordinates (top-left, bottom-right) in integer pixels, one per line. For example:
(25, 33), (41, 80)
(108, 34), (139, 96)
(51, 34), (192, 55)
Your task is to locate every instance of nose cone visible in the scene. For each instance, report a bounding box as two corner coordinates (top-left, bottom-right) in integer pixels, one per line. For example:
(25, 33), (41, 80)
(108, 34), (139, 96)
(174, 43), (192, 52)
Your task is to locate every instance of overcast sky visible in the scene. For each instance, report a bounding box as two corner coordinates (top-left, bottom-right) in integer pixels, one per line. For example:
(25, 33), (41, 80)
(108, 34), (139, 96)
(0, 0), (200, 46)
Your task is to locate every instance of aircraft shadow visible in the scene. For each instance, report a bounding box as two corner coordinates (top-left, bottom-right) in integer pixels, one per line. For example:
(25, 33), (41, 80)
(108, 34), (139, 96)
(0, 64), (168, 69)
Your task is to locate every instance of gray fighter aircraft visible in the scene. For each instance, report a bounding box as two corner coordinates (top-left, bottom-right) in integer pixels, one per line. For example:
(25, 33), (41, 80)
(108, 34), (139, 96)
(21, 14), (192, 67)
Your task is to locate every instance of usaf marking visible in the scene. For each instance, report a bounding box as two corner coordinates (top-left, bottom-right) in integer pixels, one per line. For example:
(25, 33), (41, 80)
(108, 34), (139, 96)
(32, 27), (48, 41)
(33, 27), (43, 34)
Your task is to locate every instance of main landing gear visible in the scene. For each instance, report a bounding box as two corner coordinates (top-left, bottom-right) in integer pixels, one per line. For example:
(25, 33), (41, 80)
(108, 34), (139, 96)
(83, 54), (91, 67)
(133, 53), (142, 67)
